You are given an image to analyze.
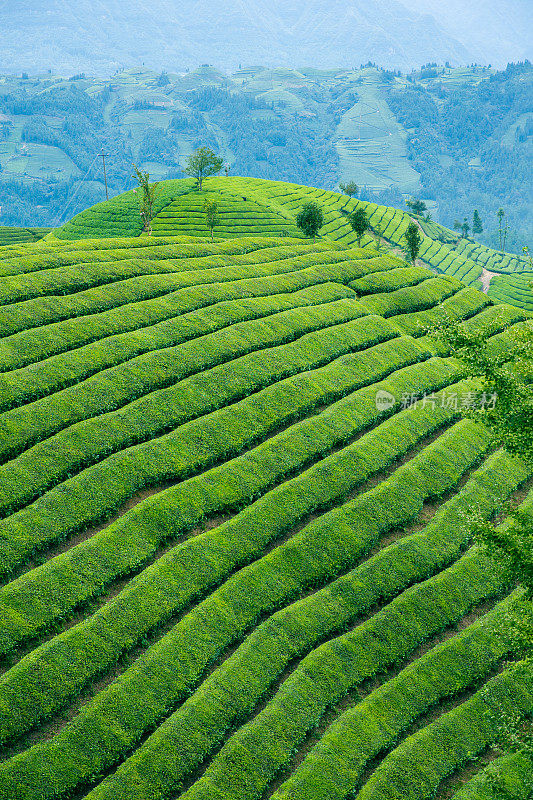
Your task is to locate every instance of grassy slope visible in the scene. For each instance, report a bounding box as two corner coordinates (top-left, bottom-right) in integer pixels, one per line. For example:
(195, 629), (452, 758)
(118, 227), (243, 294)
(0, 196), (532, 800)
(58, 176), (529, 308)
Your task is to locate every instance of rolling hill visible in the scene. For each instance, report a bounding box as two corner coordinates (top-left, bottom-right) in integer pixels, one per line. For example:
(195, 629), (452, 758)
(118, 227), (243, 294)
(0, 178), (532, 800)
(0, 61), (530, 255)
(57, 176), (532, 308)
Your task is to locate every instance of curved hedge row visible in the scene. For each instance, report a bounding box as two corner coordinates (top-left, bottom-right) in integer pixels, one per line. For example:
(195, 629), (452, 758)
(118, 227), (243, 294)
(0, 419), (497, 797)
(1, 182), (531, 800)
(0, 248), (389, 340)
(0, 356), (463, 577)
(82, 451), (531, 800)
(451, 751), (533, 799)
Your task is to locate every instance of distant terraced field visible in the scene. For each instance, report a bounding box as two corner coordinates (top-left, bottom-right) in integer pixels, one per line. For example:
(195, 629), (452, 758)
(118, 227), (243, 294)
(0, 226), (52, 246)
(1, 184), (533, 800)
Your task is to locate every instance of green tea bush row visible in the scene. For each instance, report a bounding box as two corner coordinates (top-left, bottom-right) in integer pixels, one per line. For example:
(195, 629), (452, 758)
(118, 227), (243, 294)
(0, 261), (369, 371)
(0, 298), (373, 458)
(56, 179), (192, 241)
(451, 751), (533, 799)
(350, 266), (433, 295)
(0, 227), (51, 246)
(0, 236), (288, 277)
(361, 276), (463, 318)
(0, 312), (400, 510)
(0, 283), (355, 410)
(393, 287), (492, 336)
(0, 359), (463, 610)
(0, 242), (346, 308)
(356, 660), (533, 800)
(80, 450), (530, 800)
(0, 249), (388, 339)
(184, 584), (520, 800)
(0, 359), (452, 657)
(488, 274), (533, 311)
(0, 341), (443, 637)
(0, 419), (493, 794)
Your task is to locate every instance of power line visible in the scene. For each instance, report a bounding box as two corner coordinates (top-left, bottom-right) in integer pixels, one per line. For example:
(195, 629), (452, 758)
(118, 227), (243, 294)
(100, 152), (109, 200)
(54, 152), (101, 228)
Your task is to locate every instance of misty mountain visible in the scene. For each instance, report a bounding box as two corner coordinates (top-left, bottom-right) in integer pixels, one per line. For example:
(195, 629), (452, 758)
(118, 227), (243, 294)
(0, 0), (476, 75)
(401, 0), (532, 67)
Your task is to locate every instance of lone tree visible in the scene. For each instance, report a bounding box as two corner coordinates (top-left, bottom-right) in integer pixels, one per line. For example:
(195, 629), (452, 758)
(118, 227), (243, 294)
(133, 165), (160, 235)
(296, 201), (324, 241)
(454, 218), (471, 238)
(204, 199), (219, 242)
(405, 197), (427, 216)
(404, 221), (422, 264)
(373, 221), (384, 253)
(472, 209), (483, 235)
(497, 207), (509, 250)
(339, 181), (359, 197)
(184, 147), (224, 190)
(348, 207), (370, 247)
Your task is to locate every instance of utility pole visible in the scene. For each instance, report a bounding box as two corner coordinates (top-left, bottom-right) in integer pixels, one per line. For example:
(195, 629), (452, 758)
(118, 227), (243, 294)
(100, 152), (109, 201)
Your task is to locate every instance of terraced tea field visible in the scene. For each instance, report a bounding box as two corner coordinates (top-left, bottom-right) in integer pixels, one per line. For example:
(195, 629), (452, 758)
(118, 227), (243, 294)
(488, 272), (533, 312)
(1, 185), (532, 800)
(0, 226), (52, 246)
(57, 177), (531, 310)
(333, 70), (420, 194)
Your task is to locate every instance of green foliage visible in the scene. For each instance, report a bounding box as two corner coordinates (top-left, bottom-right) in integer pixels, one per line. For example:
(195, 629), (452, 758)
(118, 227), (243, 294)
(1, 181), (533, 800)
(404, 220), (423, 263)
(132, 164), (160, 234)
(348, 207), (370, 246)
(295, 201), (324, 240)
(405, 197), (427, 216)
(339, 181), (359, 197)
(183, 146), (224, 190)
(203, 199), (219, 241)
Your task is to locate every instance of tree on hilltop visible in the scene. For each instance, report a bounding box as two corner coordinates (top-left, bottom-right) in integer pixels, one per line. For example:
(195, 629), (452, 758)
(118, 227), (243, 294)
(339, 181), (359, 197)
(404, 221), (422, 264)
(184, 147), (224, 190)
(405, 197), (427, 216)
(133, 164), (160, 235)
(296, 202), (323, 241)
(204, 199), (219, 242)
(348, 207), (370, 247)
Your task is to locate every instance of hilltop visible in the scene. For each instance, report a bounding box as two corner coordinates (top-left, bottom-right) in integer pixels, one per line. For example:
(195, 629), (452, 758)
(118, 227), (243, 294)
(0, 180), (532, 799)
(56, 176), (533, 309)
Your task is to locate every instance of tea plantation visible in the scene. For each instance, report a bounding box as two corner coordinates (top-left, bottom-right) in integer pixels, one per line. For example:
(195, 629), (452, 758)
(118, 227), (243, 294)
(0, 179), (532, 800)
(57, 177), (531, 308)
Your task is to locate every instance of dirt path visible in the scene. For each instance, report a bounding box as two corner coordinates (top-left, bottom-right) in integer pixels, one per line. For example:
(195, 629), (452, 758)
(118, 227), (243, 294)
(481, 267), (498, 294)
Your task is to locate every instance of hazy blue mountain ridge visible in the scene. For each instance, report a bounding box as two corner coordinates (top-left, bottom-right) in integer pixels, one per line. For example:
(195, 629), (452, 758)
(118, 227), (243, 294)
(0, 0), (487, 75)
